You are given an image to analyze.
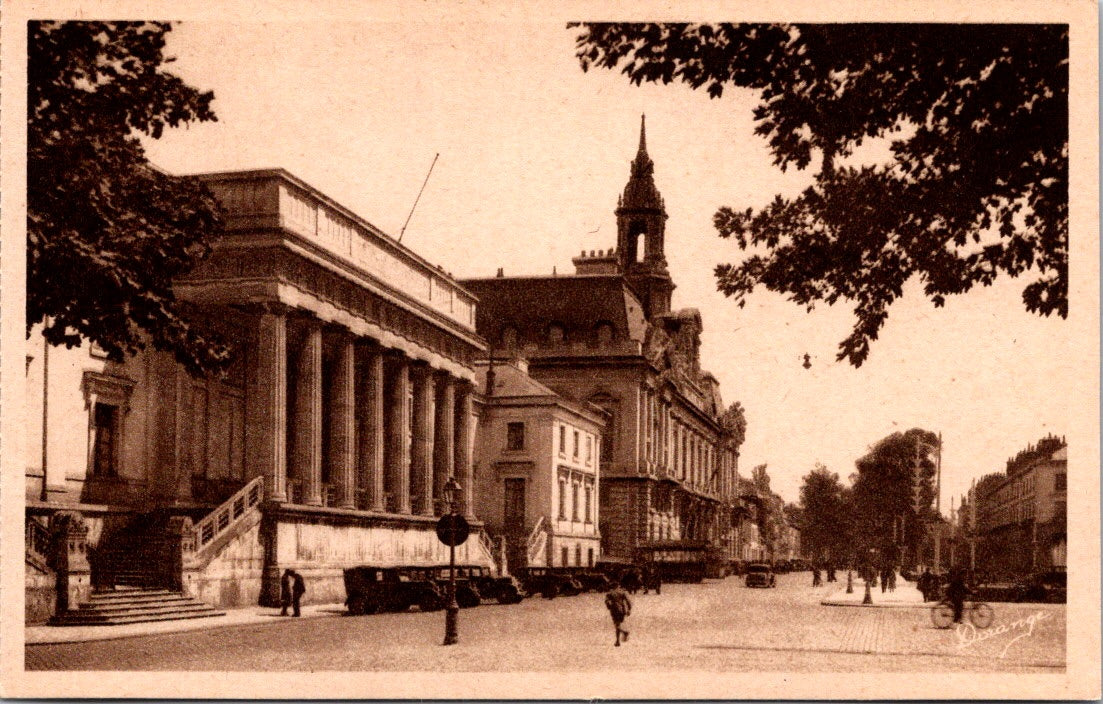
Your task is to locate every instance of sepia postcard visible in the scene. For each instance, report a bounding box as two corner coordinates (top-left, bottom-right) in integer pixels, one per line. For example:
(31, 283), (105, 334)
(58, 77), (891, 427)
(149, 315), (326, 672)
(0, 0), (1098, 699)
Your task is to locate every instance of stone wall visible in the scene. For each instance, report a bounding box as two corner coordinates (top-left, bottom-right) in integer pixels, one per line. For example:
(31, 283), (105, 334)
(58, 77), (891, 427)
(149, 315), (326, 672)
(25, 561), (55, 625)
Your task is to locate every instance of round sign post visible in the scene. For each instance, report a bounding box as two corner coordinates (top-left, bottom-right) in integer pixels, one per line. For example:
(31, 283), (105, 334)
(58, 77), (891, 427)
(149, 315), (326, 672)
(438, 478), (466, 646)
(436, 514), (470, 547)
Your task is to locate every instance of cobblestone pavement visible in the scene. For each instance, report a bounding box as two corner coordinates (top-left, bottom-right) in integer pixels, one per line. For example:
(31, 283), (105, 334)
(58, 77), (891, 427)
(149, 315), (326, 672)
(25, 572), (1064, 673)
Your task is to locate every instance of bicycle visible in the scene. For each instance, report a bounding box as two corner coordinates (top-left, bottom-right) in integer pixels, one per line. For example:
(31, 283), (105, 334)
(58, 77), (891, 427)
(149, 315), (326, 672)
(930, 599), (994, 629)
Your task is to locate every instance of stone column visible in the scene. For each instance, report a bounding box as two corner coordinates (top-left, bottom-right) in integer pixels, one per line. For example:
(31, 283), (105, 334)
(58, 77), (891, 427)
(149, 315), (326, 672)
(250, 309), (288, 502)
(410, 363), (435, 516)
(386, 353), (411, 514)
(359, 344), (386, 511)
(433, 375), (455, 516)
(330, 333), (356, 509)
(293, 320), (323, 506)
(455, 383), (475, 518)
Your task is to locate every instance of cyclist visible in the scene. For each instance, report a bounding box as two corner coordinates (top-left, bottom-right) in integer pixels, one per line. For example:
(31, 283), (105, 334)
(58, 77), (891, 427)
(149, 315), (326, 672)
(946, 566), (970, 623)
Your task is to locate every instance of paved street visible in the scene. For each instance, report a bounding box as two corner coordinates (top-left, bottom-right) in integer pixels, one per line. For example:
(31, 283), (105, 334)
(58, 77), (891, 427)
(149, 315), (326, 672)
(25, 573), (1064, 672)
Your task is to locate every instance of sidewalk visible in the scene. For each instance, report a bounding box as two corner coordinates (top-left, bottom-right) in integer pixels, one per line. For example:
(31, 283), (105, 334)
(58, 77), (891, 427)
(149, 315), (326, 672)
(26, 602), (348, 645)
(820, 574), (927, 608)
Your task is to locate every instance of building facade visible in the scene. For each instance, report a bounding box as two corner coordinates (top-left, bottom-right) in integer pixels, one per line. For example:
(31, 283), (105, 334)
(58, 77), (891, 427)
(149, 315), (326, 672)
(472, 358), (605, 573)
(965, 436), (1067, 577)
(25, 168), (494, 620)
(461, 119), (746, 563)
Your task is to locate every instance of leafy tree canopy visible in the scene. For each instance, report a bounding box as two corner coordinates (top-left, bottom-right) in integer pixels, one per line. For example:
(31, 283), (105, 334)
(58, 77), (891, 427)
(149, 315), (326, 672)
(798, 463), (853, 562)
(573, 23), (1068, 366)
(29, 21), (228, 375)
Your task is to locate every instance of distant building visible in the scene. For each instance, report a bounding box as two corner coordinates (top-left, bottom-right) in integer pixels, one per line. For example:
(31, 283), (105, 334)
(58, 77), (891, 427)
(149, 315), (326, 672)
(461, 118), (745, 563)
(25, 168), (494, 622)
(969, 436), (1067, 577)
(472, 357), (605, 572)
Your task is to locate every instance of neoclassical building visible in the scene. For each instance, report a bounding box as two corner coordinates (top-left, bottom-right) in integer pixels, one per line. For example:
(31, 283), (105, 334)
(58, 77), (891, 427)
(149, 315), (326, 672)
(472, 358), (605, 573)
(462, 119), (746, 563)
(25, 168), (494, 621)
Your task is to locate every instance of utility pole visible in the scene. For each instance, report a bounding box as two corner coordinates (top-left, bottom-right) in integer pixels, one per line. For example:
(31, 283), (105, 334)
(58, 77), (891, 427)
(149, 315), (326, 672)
(933, 432), (942, 571)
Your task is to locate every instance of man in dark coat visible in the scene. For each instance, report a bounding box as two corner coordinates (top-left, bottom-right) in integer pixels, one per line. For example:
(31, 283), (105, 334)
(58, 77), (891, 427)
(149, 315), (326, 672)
(812, 564), (822, 587)
(947, 566), (969, 623)
(280, 568), (294, 616)
(291, 569), (306, 617)
(604, 581), (632, 646)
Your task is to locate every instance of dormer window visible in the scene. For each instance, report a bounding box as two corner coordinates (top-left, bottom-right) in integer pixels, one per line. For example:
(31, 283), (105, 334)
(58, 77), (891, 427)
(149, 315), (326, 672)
(547, 323), (566, 344)
(595, 322), (614, 346)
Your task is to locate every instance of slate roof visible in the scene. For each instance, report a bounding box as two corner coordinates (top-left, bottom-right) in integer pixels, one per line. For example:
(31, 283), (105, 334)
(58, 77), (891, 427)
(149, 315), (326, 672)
(460, 275), (649, 348)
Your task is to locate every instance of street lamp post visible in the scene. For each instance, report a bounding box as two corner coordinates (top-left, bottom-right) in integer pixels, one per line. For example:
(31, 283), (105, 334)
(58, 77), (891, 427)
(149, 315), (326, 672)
(443, 477), (461, 646)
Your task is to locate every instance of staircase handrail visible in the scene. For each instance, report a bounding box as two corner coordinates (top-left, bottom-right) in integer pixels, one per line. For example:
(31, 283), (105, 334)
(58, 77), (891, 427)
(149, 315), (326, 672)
(526, 515), (546, 552)
(193, 475), (265, 552)
(25, 518), (52, 571)
(477, 529), (498, 574)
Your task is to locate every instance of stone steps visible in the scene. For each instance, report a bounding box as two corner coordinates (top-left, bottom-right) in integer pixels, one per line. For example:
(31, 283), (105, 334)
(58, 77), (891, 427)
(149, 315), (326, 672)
(50, 588), (225, 626)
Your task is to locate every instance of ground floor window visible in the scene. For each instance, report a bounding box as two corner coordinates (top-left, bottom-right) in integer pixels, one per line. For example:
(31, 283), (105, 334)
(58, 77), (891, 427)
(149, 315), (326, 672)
(92, 402), (120, 477)
(575, 544), (582, 566)
(588, 547), (594, 567)
(561, 545), (569, 566)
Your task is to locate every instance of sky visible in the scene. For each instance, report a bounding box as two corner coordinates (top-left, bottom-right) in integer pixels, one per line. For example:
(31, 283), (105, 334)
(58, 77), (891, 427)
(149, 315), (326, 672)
(141, 20), (1074, 506)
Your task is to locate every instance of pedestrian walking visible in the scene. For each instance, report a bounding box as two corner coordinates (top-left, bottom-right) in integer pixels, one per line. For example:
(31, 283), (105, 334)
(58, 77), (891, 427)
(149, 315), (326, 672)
(604, 581), (632, 647)
(880, 567), (889, 593)
(279, 568), (293, 616)
(291, 569), (306, 617)
(888, 568), (897, 592)
(826, 563), (836, 582)
(812, 565), (822, 587)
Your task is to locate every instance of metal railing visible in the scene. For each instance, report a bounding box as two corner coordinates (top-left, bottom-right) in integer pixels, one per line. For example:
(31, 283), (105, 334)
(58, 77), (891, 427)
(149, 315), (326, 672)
(26, 518), (52, 568)
(526, 516), (548, 565)
(193, 476), (264, 550)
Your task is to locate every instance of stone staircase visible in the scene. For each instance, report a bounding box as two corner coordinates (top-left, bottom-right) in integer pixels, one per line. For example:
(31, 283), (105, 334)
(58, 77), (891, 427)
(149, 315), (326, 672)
(49, 586), (225, 626)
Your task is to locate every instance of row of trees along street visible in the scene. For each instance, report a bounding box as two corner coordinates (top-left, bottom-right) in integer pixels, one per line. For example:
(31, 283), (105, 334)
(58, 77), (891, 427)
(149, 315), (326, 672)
(796, 428), (940, 568)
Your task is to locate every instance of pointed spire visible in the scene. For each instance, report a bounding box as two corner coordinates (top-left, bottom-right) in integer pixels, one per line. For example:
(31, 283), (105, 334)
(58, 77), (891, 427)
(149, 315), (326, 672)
(638, 113), (648, 156)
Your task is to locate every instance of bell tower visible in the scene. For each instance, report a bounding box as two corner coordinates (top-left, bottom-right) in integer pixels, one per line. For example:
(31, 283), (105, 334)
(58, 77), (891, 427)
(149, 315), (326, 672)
(616, 115), (674, 317)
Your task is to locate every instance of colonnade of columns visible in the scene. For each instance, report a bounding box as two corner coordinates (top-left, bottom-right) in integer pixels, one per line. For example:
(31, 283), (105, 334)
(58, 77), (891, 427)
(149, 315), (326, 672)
(250, 308), (475, 518)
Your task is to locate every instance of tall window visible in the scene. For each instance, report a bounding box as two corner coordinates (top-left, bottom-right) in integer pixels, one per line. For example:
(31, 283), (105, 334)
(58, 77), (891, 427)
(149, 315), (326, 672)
(586, 436), (592, 464)
(584, 485), (592, 523)
(1056, 473), (1066, 490)
(573, 430), (580, 459)
(572, 483), (580, 521)
(588, 548), (595, 567)
(561, 546), (569, 566)
(559, 425), (566, 456)
(575, 544), (582, 566)
(506, 422), (525, 451)
(92, 403), (120, 477)
(558, 478), (567, 519)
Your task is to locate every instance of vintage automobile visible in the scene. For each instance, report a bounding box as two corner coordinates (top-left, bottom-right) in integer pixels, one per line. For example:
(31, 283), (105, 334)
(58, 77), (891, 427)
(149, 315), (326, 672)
(557, 567), (613, 592)
(519, 566), (584, 598)
(594, 558), (644, 592)
(744, 562), (777, 588)
(1018, 570), (1067, 603)
(343, 565), (444, 615)
(444, 564), (527, 604)
(407, 565), (482, 608)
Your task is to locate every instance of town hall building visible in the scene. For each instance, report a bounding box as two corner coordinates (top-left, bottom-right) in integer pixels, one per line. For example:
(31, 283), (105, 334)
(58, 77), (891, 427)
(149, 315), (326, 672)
(461, 118), (747, 564)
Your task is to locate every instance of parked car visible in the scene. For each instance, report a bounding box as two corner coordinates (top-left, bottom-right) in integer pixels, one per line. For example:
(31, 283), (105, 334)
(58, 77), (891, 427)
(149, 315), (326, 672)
(454, 564), (527, 604)
(1018, 570), (1066, 603)
(408, 565), (482, 608)
(745, 562), (776, 588)
(557, 567), (613, 592)
(594, 558), (644, 590)
(520, 566), (584, 598)
(343, 565), (444, 615)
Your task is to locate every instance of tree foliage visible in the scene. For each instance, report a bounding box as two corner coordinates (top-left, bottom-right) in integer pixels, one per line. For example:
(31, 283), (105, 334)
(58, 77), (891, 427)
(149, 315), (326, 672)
(798, 463), (853, 563)
(851, 428), (939, 563)
(28, 21), (229, 375)
(573, 23), (1068, 366)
